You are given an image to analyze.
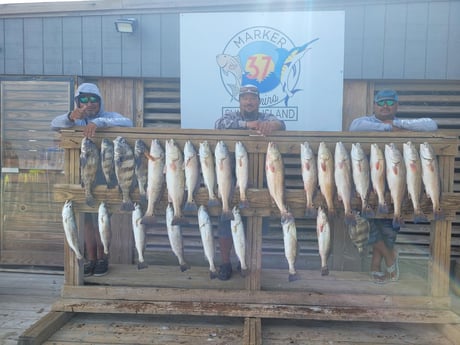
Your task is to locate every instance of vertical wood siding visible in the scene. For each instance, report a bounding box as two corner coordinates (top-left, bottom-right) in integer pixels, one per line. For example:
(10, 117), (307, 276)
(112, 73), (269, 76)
(0, 1), (459, 80)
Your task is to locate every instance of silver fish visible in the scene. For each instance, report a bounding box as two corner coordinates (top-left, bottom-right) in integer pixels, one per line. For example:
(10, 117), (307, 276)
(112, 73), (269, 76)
(142, 139), (165, 225)
(61, 200), (83, 260)
(282, 218), (298, 282)
(420, 142), (444, 220)
(351, 143), (374, 218)
(97, 201), (112, 256)
(134, 139), (149, 207)
(165, 139), (187, 225)
(215, 140), (234, 221)
(166, 203), (189, 272)
(80, 137), (99, 207)
(197, 205), (217, 279)
(370, 143), (389, 214)
(347, 213), (370, 255)
(230, 206), (248, 276)
(316, 206), (331, 276)
(199, 141), (219, 207)
(235, 141), (249, 209)
(183, 140), (200, 212)
(113, 136), (135, 211)
(265, 142), (292, 224)
(334, 142), (355, 226)
(101, 138), (117, 189)
(132, 203), (147, 269)
(317, 142), (335, 216)
(385, 143), (406, 229)
(403, 141), (427, 223)
(300, 141), (318, 218)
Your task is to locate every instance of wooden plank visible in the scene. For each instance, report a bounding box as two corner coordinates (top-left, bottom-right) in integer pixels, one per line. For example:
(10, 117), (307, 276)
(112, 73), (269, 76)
(17, 312), (74, 345)
(244, 317), (261, 345)
(52, 297), (460, 324)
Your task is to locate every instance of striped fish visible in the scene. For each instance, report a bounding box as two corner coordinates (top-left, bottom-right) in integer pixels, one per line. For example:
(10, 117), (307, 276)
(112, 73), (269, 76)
(113, 136), (135, 211)
(101, 138), (117, 189)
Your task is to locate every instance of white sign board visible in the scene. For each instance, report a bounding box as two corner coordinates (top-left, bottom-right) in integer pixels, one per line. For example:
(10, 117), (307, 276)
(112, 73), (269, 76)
(180, 12), (344, 131)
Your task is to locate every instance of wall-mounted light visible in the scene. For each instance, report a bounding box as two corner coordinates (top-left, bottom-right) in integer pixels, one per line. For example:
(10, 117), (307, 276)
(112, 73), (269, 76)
(114, 18), (137, 33)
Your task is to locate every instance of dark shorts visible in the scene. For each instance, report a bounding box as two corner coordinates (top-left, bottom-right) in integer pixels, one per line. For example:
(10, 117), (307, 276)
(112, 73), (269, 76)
(368, 219), (398, 249)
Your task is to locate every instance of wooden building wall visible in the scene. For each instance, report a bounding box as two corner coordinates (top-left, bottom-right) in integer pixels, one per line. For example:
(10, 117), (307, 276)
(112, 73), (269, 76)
(0, 0), (459, 80)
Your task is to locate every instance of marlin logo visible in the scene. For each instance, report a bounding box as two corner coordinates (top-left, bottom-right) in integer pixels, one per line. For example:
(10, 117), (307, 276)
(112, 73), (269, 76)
(217, 26), (319, 107)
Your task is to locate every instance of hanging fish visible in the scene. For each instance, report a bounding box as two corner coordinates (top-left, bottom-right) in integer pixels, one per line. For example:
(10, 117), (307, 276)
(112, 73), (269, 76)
(370, 143), (389, 214)
(199, 141), (220, 207)
(351, 143), (374, 218)
(265, 142), (293, 224)
(316, 206), (331, 276)
(142, 139), (165, 225)
(300, 141), (318, 218)
(231, 206), (248, 277)
(197, 205), (217, 279)
(183, 140), (200, 212)
(165, 139), (187, 225)
(235, 141), (249, 209)
(215, 140), (234, 221)
(420, 142), (444, 220)
(282, 218), (298, 282)
(113, 136), (135, 211)
(403, 141), (427, 223)
(385, 143), (406, 229)
(347, 213), (370, 255)
(61, 200), (83, 260)
(132, 203), (147, 269)
(80, 137), (99, 207)
(97, 201), (112, 256)
(317, 142), (335, 216)
(100, 138), (117, 189)
(134, 139), (149, 207)
(166, 203), (189, 272)
(334, 142), (355, 226)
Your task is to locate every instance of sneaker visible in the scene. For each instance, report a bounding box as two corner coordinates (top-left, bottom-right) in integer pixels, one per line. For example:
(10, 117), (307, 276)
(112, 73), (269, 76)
(370, 271), (386, 284)
(217, 263), (232, 281)
(93, 259), (109, 277)
(84, 260), (96, 277)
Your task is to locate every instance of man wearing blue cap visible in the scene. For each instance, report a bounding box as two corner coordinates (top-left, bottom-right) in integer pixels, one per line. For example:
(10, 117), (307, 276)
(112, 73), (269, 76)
(349, 89), (437, 284)
(349, 89), (438, 132)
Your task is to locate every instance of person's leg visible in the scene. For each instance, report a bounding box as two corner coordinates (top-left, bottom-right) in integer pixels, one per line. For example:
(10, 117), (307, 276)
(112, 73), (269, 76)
(217, 219), (233, 280)
(368, 220), (385, 283)
(382, 226), (399, 281)
(83, 213), (97, 276)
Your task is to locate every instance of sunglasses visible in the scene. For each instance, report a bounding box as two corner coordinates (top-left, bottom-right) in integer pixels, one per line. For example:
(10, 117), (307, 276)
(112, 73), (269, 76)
(78, 95), (100, 104)
(376, 100), (395, 107)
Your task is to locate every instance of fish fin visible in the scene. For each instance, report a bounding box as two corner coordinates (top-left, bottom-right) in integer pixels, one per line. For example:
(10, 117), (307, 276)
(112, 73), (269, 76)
(180, 263), (190, 272)
(239, 199), (250, 209)
(137, 261), (148, 270)
(141, 216), (156, 225)
(183, 201), (198, 213)
(281, 212), (294, 225)
(392, 216), (403, 230)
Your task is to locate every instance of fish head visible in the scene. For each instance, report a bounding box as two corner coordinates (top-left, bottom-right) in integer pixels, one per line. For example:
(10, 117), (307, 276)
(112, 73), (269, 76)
(301, 142), (314, 160)
(199, 141), (211, 157)
(135, 139), (148, 154)
(350, 143), (365, 161)
(420, 142), (435, 160)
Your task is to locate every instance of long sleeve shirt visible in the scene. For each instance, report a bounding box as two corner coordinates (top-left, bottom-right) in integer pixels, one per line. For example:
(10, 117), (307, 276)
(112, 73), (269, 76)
(349, 114), (438, 132)
(215, 110), (286, 130)
(51, 111), (133, 130)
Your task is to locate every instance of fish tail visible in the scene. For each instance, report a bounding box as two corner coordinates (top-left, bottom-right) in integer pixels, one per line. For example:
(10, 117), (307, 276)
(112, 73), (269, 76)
(180, 263), (190, 272)
(305, 206), (317, 218)
(281, 212), (294, 225)
(207, 198), (221, 207)
(239, 267), (248, 277)
(434, 208), (445, 221)
(392, 216), (403, 230)
(362, 205), (375, 218)
(344, 213), (357, 227)
(210, 270), (218, 280)
(120, 201), (135, 211)
(86, 194), (96, 208)
(239, 199), (250, 209)
(378, 203), (389, 214)
(413, 210), (428, 224)
(288, 272), (299, 282)
(321, 266), (329, 276)
(141, 215), (156, 225)
(137, 261), (148, 270)
(183, 201), (198, 212)
(171, 216), (189, 226)
(220, 210), (234, 222)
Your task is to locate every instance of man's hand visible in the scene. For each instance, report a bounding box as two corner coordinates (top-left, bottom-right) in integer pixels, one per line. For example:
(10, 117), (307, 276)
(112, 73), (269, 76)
(70, 104), (89, 120)
(83, 122), (97, 138)
(246, 120), (279, 136)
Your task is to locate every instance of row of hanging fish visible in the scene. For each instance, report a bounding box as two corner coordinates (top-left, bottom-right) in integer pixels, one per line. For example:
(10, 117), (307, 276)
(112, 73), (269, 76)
(298, 140), (443, 229)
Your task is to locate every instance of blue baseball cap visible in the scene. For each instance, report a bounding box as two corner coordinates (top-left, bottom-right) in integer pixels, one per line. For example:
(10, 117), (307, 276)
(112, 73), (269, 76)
(374, 89), (399, 102)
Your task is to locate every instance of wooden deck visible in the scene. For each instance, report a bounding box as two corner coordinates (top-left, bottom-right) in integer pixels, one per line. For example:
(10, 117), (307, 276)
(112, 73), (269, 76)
(2, 268), (460, 345)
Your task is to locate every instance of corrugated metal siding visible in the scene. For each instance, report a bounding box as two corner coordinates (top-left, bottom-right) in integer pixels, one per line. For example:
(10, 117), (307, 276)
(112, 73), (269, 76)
(0, 1), (459, 80)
